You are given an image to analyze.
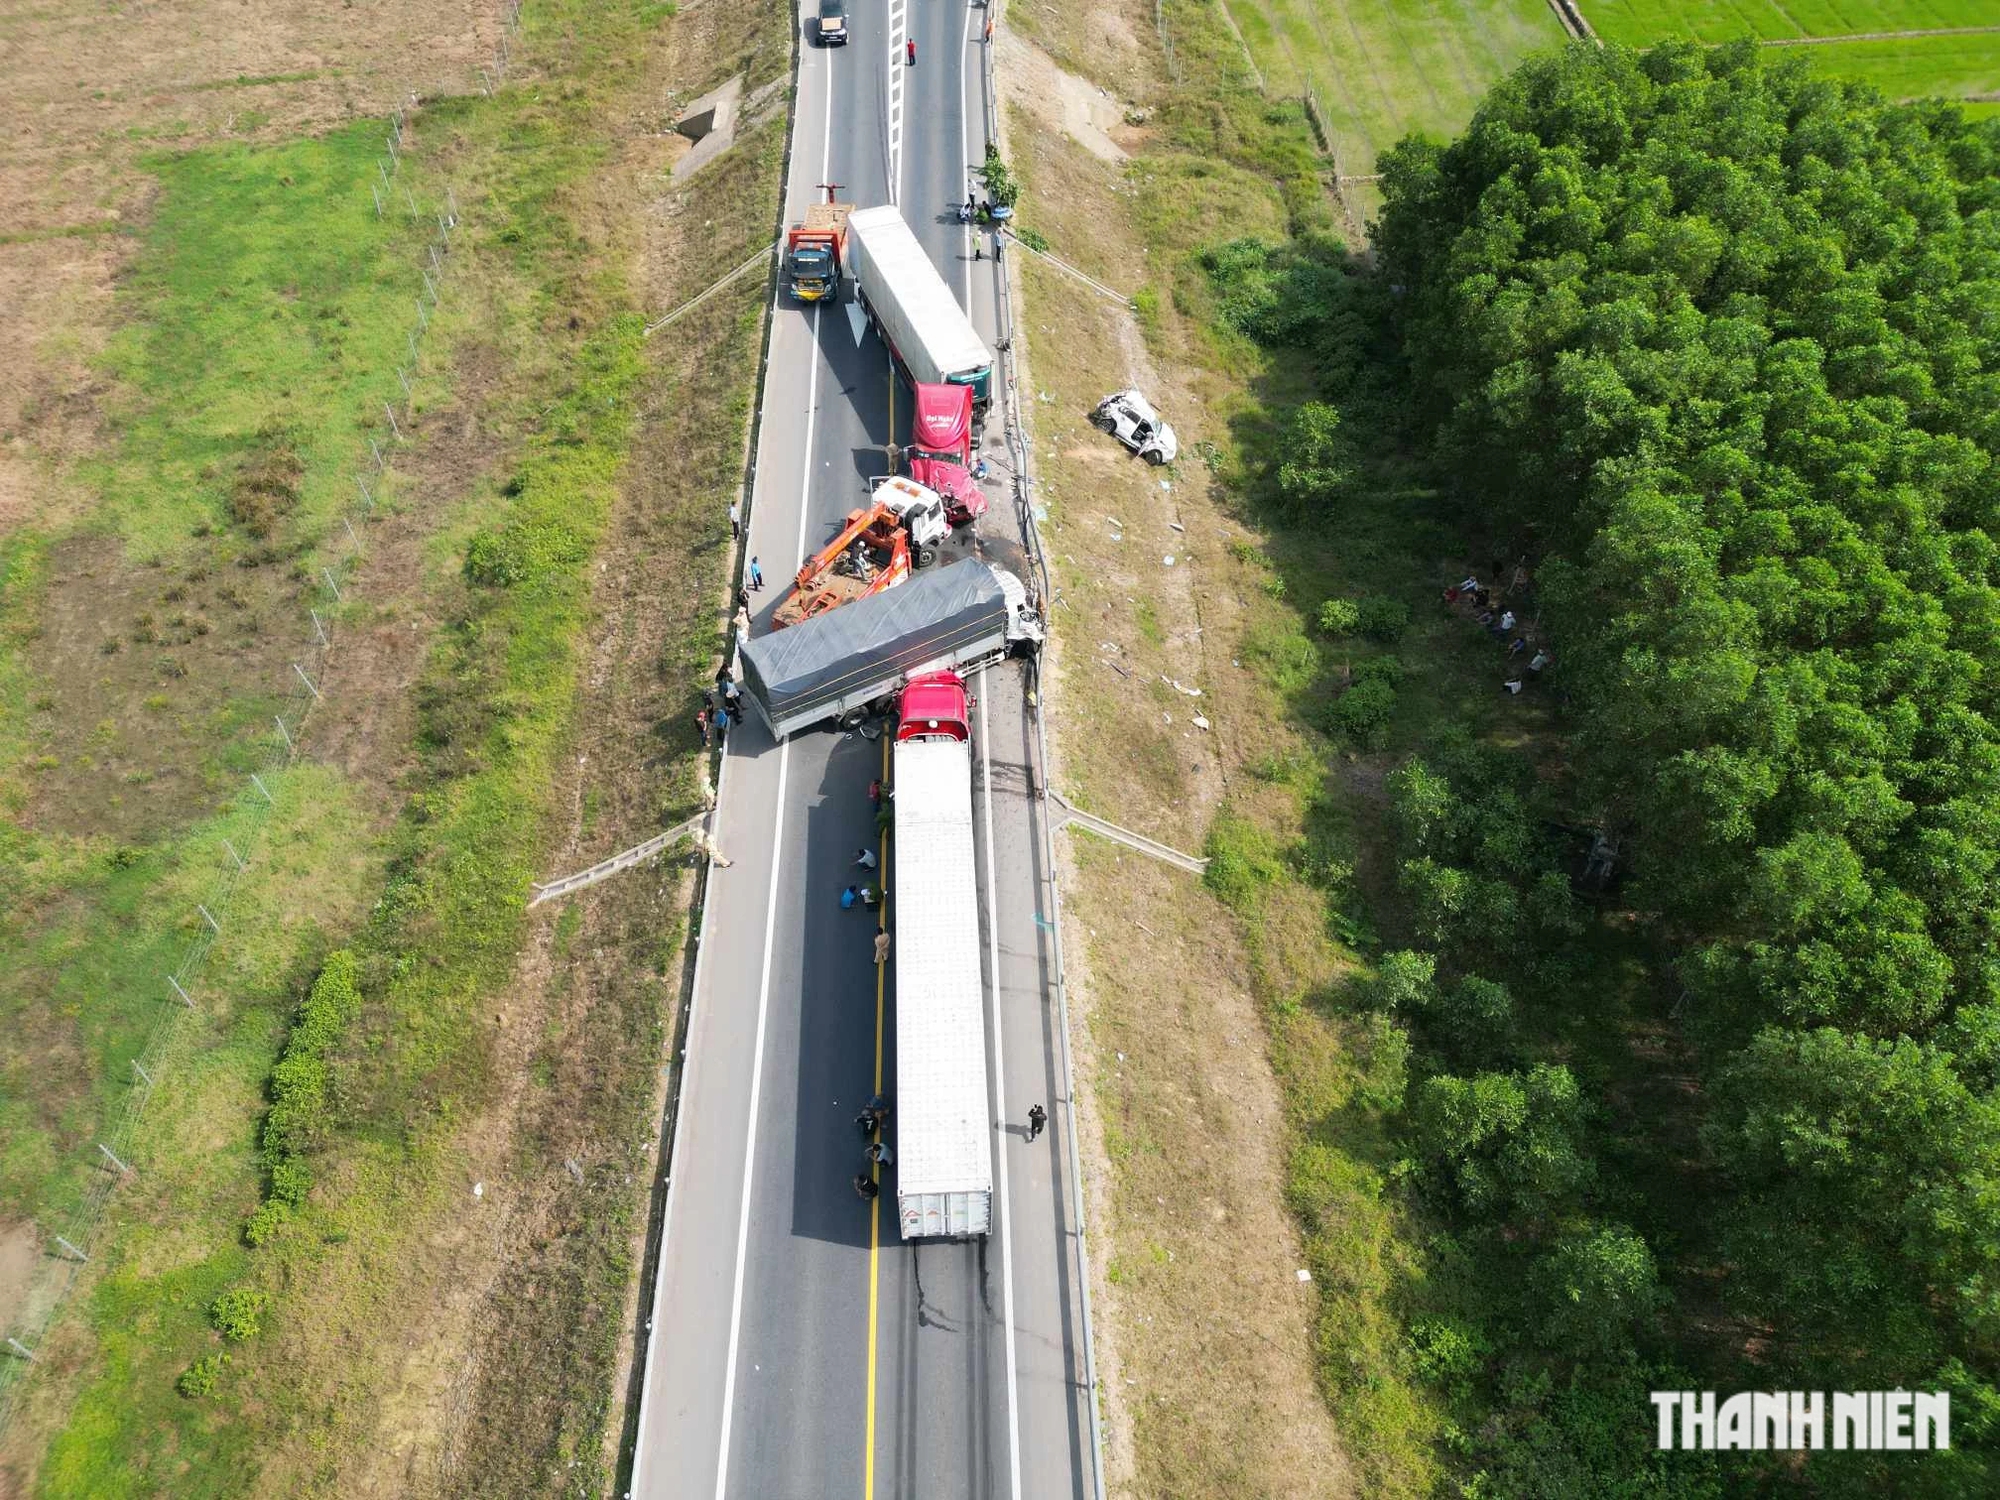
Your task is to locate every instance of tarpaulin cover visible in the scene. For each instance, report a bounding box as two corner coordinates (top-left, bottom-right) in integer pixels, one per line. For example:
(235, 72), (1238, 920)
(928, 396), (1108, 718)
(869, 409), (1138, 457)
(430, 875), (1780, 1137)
(741, 559), (1011, 735)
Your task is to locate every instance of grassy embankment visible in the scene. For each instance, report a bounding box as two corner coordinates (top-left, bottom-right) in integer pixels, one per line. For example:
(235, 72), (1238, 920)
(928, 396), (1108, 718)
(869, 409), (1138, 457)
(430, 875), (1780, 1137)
(0, 118), (439, 1470)
(1, 0), (781, 1491)
(1001, 0), (1604, 1494)
(1003, 0), (1447, 1493)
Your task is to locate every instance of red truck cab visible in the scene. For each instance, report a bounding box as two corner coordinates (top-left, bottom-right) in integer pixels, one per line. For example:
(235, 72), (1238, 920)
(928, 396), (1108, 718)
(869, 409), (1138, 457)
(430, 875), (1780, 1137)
(906, 383), (987, 527)
(898, 670), (970, 742)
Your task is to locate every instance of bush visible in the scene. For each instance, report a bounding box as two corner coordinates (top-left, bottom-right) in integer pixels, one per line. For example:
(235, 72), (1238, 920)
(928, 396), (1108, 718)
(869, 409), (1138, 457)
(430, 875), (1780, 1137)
(227, 429), (303, 540)
(250, 951), (361, 1244)
(1331, 677), (1396, 744)
(1272, 403), (1351, 523)
(242, 1201), (288, 1247)
(1355, 595), (1409, 641)
(1015, 226), (1050, 254)
(177, 1352), (229, 1398)
(1351, 654), (1404, 688)
(1203, 811), (1286, 914)
(1316, 598), (1359, 636)
(210, 1287), (267, 1342)
(978, 143), (1019, 209)
(267, 1157), (312, 1208)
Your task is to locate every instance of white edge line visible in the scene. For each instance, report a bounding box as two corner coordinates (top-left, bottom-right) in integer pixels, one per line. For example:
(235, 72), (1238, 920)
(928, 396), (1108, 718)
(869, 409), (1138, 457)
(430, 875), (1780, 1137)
(711, 28), (834, 1499)
(981, 687), (1025, 1500)
(710, 737), (792, 1500)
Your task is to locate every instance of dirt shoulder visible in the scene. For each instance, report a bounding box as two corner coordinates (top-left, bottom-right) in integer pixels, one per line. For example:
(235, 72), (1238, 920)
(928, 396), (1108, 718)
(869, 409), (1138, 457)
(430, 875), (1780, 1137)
(999, 4), (1354, 1495)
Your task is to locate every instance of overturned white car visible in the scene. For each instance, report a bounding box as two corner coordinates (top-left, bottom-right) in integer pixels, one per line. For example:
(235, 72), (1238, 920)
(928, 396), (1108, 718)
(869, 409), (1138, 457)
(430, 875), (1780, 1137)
(1090, 388), (1177, 466)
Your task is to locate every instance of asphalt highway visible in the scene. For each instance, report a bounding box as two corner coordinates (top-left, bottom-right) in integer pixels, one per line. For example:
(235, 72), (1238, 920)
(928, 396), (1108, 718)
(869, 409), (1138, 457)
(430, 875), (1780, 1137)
(631, 5), (1092, 1497)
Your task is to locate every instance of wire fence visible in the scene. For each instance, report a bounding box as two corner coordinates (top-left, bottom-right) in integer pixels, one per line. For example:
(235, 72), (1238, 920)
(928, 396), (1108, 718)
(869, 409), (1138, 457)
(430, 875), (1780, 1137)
(0, 0), (529, 1437)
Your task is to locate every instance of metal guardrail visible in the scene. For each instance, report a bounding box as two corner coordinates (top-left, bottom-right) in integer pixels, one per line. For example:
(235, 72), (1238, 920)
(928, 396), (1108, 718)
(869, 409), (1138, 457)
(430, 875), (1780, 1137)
(644, 241), (778, 335)
(978, 13), (1109, 1499)
(528, 813), (709, 906)
(1047, 791), (1209, 875)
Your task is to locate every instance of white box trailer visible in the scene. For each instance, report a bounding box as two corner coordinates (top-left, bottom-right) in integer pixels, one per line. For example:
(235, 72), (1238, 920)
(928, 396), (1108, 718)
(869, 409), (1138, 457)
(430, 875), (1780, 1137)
(890, 673), (992, 1239)
(846, 204), (995, 418)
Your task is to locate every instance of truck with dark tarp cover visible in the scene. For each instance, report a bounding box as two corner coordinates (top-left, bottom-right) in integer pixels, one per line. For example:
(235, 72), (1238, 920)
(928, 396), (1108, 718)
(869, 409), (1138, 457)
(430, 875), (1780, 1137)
(738, 559), (1042, 739)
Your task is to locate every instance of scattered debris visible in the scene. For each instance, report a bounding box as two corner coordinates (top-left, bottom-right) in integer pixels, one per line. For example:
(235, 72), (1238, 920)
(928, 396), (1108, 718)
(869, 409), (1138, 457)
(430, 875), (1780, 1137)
(1193, 714), (1210, 731)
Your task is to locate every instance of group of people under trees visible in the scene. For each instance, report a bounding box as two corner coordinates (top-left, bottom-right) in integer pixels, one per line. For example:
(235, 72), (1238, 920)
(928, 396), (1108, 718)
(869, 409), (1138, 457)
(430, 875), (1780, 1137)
(1443, 560), (1552, 695)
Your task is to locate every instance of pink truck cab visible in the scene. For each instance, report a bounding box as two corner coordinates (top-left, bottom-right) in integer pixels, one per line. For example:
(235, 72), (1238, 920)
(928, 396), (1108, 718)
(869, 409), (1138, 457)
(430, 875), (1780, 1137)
(897, 670), (970, 742)
(906, 383), (987, 528)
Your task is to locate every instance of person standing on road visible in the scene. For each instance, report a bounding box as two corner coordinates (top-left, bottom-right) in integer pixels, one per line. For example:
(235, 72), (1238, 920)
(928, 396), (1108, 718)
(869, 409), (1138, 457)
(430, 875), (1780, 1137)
(906, 38), (916, 65)
(874, 929), (891, 965)
(749, 556), (764, 590)
(1026, 1104), (1047, 1142)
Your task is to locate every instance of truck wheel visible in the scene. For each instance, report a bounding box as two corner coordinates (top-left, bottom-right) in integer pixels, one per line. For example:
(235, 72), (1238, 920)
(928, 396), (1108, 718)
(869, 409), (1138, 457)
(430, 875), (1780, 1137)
(914, 545), (937, 568)
(837, 707), (869, 731)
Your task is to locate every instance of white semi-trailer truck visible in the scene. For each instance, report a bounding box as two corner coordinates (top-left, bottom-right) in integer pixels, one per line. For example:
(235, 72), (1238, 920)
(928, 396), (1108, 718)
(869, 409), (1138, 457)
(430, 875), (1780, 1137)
(889, 669), (992, 1238)
(846, 204), (995, 423)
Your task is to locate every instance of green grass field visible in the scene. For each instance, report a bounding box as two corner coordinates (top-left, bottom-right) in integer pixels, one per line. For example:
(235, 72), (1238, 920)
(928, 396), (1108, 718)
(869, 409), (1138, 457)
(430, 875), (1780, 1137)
(1224, 0), (1566, 178)
(0, 120), (427, 1270)
(87, 127), (433, 563)
(1581, 1), (2000, 110)
(1585, 0), (1995, 43)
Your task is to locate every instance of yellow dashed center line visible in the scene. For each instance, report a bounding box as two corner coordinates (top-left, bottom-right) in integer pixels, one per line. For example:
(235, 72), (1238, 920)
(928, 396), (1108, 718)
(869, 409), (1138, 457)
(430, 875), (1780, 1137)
(864, 730), (891, 1500)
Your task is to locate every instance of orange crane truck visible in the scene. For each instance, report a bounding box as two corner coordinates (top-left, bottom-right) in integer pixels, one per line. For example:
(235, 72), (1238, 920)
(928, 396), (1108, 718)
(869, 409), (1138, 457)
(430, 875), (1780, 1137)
(771, 479), (952, 628)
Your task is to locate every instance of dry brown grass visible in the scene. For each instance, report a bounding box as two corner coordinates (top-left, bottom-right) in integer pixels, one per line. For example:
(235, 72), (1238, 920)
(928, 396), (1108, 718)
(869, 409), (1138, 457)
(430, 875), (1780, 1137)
(1001, 20), (1356, 1498)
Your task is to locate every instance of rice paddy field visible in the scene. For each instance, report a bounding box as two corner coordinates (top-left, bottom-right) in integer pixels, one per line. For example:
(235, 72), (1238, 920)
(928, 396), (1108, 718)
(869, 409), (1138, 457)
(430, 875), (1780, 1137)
(1582, 1), (2000, 113)
(1220, 0), (1567, 181)
(1220, 0), (1997, 200)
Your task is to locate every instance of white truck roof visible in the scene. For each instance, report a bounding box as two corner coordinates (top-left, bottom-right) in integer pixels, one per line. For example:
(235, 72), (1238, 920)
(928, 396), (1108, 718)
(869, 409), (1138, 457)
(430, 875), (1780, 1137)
(892, 737), (992, 1223)
(847, 205), (994, 386)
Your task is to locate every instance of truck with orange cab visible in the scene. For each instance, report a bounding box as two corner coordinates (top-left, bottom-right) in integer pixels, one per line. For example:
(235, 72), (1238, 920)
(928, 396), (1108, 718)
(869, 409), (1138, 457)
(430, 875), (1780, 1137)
(785, 189), (852, 302)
